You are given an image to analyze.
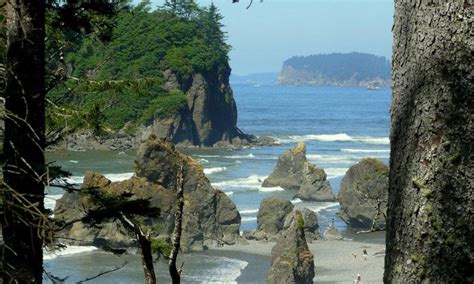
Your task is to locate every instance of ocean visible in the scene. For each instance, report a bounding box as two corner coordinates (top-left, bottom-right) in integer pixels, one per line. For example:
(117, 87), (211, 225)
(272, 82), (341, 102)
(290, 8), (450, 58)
(45, 84), (391, 283)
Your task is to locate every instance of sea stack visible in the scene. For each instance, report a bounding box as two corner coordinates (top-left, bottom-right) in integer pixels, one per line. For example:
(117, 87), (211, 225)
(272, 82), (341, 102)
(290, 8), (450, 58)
(267, 210), (315, 283)
(338, 158), (389, 230)
(262, 142), (335, 201)
(54, 137), (241, 252)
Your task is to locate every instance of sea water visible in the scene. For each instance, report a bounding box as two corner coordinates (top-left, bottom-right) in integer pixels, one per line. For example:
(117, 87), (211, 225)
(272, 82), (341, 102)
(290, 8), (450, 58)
(44, 85), (390, 283)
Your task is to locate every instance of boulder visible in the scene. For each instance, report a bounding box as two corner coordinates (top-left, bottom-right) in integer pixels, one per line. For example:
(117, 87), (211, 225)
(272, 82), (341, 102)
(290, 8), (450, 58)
(262, 142), (335, 201)
(338, 158), (389, 230)
(323, 227), (344, 241)
(267, 211), (315, 284)
(262, 142), (308, 190)
(284, 208), (320, 242)
(295, 163), (335, 201)
(256, 197), (294, 237)
(54, 138), (241, 252)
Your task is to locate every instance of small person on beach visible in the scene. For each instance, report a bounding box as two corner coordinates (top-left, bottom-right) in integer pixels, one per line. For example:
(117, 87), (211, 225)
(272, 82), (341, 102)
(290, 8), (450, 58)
(352, 252), (357, 258)
(354, 273), (361, 284)
(362, 249), (368, 261)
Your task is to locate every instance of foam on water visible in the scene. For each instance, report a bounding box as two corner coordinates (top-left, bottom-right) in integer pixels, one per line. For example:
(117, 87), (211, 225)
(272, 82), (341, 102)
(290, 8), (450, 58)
(325, 168), (348, 179)
(198, 158), (209, 164)
(224, 153), (255, 159)
(241, 217), (258, 222)
(291, 198), (302, 204)
(68, 160), (79, 164)
(225, 191), (234, 196)
(183, 255), (248, 284)
(104, 172), (134, 182)
(275, 133), (389, 145)
(212, 175), (267, 189)
(341, 148), (390, 153)
(45, 194), (63, 211)
(240, 209), (259, 214)
(44, 246), (97, 260)
(297, 202), (340, 214)
(204, 167), (227, 175)
(258, 186), (284, 192)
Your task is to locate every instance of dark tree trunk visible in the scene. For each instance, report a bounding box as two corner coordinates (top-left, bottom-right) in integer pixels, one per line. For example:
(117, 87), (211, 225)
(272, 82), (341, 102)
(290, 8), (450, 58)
(385, 1), (473, 283)
(2, 0), (46, 282)
(169, 164), (185, 284)
(118, 213), (156, 284)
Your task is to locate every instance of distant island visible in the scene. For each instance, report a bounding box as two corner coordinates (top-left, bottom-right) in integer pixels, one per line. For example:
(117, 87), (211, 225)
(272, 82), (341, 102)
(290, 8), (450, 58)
(277, 52), (391, 87)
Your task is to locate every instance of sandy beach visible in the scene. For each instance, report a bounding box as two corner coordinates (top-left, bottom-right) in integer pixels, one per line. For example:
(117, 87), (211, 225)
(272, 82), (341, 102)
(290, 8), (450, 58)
(211, 236), (385, 283)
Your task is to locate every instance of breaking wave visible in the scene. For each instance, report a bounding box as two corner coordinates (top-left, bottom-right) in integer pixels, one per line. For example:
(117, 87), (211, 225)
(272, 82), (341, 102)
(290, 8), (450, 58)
(275, 133), (389, 145)
(204, 167), (227, 175)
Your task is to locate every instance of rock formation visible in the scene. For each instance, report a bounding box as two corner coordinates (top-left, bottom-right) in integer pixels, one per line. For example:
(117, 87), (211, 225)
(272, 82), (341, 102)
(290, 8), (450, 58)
(244, 197), (321, 242)
(284, 208), (320, 242)
(262, 142), (335, 201)
(338, 158), (388, 230)
(138, 65), (248, 147)
(267, 211), (315, 284)
(54, 137), (241, 252)
(255, 197), (294, 240)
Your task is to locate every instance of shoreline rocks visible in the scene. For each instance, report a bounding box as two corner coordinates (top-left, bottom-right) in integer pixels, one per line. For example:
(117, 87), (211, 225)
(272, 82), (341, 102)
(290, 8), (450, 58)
(262, 142), (335, 201)
(267, 210), (315, 283)
(338, 158), (389, 230)
(54, 138), (241, 252)
(245, 197), (321, 243)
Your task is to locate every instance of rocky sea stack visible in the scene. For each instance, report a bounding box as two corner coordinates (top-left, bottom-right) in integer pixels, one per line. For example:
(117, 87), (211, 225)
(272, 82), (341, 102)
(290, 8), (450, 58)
(262, 142), (335, 201)
(137, 66), (254, 148)
(338, 158), (389, 230)
(267, 211), (315, 284)
(54, 137), (241, 252)
(245, 197), (320, 242)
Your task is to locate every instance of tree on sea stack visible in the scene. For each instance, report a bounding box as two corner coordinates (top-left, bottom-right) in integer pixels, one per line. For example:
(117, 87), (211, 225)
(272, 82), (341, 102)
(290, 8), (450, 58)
(385, 1), (473, 282)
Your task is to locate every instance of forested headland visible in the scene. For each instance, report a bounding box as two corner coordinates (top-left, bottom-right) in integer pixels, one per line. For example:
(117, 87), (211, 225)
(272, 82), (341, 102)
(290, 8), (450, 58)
(277, 52), (391, 87)
(47, 1), (252, 149)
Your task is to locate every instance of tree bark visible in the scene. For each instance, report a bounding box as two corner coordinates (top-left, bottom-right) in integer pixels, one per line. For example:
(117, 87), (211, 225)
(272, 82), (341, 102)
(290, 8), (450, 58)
(2, 0), (46, 282)
(385, 1), (473, 282)
(118, 213), (156, 284)
(169, 163), (185, 284)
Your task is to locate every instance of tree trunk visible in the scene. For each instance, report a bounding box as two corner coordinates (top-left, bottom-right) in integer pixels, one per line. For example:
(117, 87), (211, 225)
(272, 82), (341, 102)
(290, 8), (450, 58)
(169, 164), (185, 284)
(118, 213), (156, 284)
(385, 1), (473, 282)
(2, 0), (46, 282)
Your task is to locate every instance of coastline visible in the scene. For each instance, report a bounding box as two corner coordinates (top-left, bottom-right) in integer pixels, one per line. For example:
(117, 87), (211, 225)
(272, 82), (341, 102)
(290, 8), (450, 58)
(213, 236), (386, 283)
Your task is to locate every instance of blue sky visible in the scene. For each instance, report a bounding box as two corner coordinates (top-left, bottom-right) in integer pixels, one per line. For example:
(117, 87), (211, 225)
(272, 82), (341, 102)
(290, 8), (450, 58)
(134, 0), (394, 75)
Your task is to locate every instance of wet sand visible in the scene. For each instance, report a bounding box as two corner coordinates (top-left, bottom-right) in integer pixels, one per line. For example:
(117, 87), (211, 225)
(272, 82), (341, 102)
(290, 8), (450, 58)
(212, 236), (385, 283)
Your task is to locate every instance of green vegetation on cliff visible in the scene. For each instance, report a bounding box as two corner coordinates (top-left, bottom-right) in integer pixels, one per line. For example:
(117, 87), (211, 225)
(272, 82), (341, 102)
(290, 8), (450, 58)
(49, 1), (229, 131)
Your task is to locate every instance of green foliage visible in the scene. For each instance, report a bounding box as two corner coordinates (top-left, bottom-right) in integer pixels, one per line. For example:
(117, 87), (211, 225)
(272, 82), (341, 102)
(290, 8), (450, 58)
(139, 90), (187, 124)
(296, 214), (305, 230)
(48, 1), (229, 132)
(151, 238), (172, 259)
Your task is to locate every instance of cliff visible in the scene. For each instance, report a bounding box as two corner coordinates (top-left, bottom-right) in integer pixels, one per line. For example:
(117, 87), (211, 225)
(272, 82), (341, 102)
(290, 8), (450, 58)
(137, 65), (250, 147)
(277, 52), (390, 87)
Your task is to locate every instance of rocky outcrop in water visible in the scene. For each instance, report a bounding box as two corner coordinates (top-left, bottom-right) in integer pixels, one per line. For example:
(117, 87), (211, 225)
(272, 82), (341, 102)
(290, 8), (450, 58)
(255, 197), (294, 240)
(267, 211), (315, 284)
(338, 158), (388, 230)
(138, 66), (247, 147)
(48, 65), (275, 151)
(54, 138), (241, 252)
(262, 142), (335, 201)
(284, 208), (320, 242)
(244, 198), (320, 242)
